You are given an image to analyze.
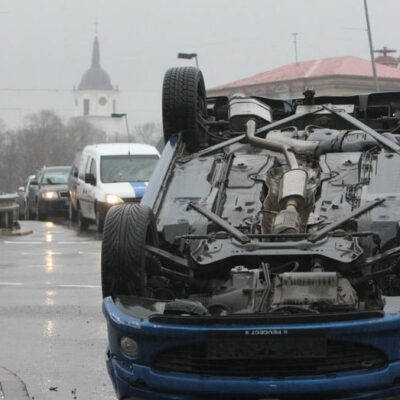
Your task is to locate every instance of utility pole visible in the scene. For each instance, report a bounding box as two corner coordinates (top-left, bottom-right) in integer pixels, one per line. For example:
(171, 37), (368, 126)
(363, 0), (379, 91)
(292, 33), (299, 65)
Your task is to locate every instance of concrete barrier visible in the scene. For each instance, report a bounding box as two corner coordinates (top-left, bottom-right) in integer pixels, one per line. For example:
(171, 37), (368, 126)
(0, 193), (19, 231)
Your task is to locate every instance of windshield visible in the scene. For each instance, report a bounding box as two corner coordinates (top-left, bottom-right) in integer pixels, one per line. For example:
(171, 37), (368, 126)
(100, 154), (159, 183)
(41, 168), (70, 185)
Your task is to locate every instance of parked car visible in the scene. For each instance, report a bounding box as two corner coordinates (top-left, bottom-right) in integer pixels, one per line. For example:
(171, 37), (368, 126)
(102, 67), (400, 400)
(27, 166), (71, 220)
(74, 143), (159, 233)
(16, 174), (35, 219)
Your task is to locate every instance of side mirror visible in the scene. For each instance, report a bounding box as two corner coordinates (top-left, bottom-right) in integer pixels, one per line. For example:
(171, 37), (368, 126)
(17, 186), (25, 192)
(73, 170), (78, 178)
(85, 173), (96, 186)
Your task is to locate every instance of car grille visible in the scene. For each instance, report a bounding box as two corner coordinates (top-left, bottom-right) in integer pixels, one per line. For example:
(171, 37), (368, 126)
(151, 341), (387, 377)
(59, 191), (69, 198)
(122, 198), (141, 203)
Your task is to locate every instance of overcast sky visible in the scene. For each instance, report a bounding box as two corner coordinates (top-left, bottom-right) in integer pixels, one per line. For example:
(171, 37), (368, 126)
(0, 0), (398, 128)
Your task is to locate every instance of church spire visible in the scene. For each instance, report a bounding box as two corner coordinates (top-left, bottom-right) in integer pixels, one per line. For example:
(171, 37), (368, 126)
(78, 33), (113, 90)
(91, 36), (100, 68)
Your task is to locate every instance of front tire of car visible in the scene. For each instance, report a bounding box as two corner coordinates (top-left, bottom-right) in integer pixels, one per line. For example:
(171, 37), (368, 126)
(78, 208), (90, 232)
(101, 203), (159, 298)
(162, 66), (207, 153)
(24, 201), (30, 220)
(95, 209), (104, 234)
(69, 201), (78, 222)
(28, 201), (36, 220)
(36, 202), (45, 221)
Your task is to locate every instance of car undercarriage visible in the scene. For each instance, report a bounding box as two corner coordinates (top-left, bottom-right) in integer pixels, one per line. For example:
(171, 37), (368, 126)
(107, 86), (400, 317)
(102, 66), (400, 400)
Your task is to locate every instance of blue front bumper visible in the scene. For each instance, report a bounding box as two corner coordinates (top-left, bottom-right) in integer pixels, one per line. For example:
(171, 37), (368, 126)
(103, 297), (400, 400)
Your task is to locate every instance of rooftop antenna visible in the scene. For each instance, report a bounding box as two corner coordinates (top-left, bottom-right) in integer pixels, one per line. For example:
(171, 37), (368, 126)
(374, 46), (397, 57)
(292, 33), (299, 65)
(94, 17), (98, 36)
(363, 0), (379, 91)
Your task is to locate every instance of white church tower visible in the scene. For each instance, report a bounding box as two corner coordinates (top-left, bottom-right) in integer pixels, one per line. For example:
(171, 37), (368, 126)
(74, 36), (124, 139)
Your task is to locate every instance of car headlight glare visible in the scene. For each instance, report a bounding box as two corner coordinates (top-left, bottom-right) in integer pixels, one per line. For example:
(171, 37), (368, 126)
(43, 191), (59, 199)
(105, 194), (123, 204)
(120, 336), (139, 357)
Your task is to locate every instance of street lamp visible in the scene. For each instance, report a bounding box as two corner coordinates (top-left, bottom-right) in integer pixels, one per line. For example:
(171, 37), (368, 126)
(177, 52), (199, 68)
(111, 113), (131, 142)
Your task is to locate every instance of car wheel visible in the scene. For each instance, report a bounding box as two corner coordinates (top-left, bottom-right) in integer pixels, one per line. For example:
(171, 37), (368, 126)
(24, 202), (30, 220)
(18, 203), (24, 220)
(101, 203), (159, 298)
(95, 209), (104, 234)
(29, 202), (36, 220)
(36, 203), (45, 221)
(162, 66), (207, 153)
(78, 208), (90, 232)
(69, 201), (78, 222)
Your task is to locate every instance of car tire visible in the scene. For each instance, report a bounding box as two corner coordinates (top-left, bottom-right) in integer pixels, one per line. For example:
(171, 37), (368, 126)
(78, 208), (90, 232)
(36, 203), (45, 221)
(28, 202), (35, 220)
(69, 201), (78, 222)
(101, 203), (159, 298)
(95, 209), (104, 234)
(162, 66), (207, 153)
(24, 202), (29, 220)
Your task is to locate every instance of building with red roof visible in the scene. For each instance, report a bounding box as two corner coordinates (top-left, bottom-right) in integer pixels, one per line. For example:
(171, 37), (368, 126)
(208, 55), (400, 99)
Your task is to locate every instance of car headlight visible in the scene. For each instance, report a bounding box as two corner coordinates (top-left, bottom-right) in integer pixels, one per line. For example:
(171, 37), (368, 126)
(105, 194), (123, 204)
(42, 191), (59, 199)
(120, 336), (139, 357)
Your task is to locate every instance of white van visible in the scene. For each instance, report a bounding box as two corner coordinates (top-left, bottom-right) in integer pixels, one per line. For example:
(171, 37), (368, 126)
(75, 143), (160, 232)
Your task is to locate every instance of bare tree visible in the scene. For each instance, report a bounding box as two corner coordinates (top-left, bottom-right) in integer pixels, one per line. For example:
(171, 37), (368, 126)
(131, 122), (162, 147)
(0, 111), (105, 192)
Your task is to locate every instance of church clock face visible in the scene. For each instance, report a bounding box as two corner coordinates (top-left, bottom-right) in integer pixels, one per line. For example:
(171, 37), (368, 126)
(99, 96), (107, 106)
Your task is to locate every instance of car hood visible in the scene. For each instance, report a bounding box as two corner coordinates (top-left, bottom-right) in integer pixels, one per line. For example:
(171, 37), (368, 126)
(39, 184), (68, 192)
(100, 181), (148, 199)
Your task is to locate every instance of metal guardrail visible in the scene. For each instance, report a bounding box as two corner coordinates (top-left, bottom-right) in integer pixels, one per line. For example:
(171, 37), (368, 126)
(0, 193), (19, 230)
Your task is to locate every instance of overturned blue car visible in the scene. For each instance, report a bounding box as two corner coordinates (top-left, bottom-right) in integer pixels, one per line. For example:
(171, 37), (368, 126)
(102, 66), (400, 400)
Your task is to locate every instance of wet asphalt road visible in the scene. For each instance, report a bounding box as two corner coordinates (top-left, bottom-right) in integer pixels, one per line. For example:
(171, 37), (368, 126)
(0, 220), (115, 400)
(2, 221), (400, 400)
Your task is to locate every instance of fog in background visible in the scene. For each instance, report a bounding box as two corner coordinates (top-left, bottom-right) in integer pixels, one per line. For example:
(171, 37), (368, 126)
(0, 0), (398, 129)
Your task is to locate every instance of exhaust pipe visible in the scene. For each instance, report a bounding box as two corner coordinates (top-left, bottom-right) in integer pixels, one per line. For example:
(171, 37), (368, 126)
(246, 120), (309, 233)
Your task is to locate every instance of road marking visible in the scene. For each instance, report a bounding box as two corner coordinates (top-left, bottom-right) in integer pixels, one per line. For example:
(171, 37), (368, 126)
(4, 240), (99, 245)
(56, 284), (100, 288)
(0, 283), (100, 288)
(3, 241), (43, 244)
(78, 251), (100, 255)
(3, 240), (100, 244)
(0, 282), (24, 286)
(21, 252), (62, 255)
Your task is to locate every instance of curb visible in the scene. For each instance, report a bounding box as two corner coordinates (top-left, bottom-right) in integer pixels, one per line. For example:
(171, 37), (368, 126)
(0, 367), (30, 399)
